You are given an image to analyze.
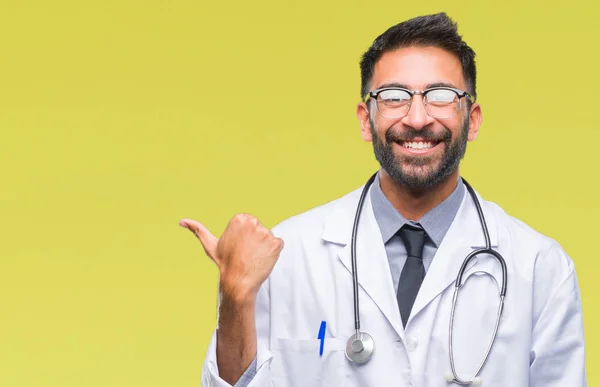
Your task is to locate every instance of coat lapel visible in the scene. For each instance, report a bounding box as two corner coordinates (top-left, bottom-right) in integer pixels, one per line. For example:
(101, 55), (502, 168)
(407, 188), (499, 326)
(321, 185), (405, 340)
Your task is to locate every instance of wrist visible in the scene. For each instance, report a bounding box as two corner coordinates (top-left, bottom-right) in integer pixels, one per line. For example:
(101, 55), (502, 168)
(219, 279), (258, 308)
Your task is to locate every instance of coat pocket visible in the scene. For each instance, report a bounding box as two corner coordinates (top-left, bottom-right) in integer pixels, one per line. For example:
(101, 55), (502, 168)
(270, 337), (347, 387)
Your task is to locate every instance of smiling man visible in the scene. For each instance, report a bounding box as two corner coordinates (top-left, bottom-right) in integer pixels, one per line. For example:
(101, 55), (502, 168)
(181, 12), (587, 387)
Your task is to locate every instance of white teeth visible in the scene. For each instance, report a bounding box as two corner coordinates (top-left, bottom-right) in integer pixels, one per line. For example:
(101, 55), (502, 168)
(402, 141), (433, 149)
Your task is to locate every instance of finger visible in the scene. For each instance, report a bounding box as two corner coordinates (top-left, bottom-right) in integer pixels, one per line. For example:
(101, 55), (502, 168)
(178, 218), (219, 260)
(275, 237), (285, 254)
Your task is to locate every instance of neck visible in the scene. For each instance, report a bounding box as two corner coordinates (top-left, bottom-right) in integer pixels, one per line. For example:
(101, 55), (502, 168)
(379, 169), (460, 221)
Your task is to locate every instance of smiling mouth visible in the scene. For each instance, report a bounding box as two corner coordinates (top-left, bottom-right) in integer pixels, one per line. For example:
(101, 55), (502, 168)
(398, 140), (442, 150)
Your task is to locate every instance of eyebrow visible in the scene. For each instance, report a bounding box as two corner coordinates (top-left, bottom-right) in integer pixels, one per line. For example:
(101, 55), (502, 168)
(375, 81), (458, 90)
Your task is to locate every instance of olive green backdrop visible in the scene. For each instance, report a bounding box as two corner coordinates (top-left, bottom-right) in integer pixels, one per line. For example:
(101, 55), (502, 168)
(0, 0), (597, 386)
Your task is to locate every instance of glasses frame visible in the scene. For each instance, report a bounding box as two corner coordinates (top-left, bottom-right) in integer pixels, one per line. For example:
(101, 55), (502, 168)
(364, 86), (475, 120)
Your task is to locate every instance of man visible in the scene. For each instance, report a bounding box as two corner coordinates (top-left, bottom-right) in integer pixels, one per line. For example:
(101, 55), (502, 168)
(180, 12), (587, 387)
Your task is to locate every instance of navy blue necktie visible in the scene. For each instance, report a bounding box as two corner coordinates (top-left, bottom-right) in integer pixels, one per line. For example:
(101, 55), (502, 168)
(397, 224), (426, 327)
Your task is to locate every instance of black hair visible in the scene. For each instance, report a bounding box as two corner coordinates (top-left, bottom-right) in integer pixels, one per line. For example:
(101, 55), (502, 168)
(359, 12), (477, 101)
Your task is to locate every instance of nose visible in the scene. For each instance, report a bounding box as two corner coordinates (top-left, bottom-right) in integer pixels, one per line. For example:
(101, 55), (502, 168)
(400, 95), (435, 130)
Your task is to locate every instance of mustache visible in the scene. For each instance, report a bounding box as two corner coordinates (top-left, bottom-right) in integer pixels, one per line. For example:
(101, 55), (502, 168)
(385, 127), (452, 143)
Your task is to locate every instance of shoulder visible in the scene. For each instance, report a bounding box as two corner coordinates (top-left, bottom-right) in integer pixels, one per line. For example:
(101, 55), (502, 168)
(483, 198), (574, 275)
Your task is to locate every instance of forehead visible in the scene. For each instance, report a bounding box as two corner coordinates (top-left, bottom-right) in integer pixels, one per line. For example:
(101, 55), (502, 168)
(371, 46), (465, 90)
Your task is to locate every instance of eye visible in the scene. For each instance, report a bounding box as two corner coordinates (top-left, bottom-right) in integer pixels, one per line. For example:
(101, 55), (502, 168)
(425, 89), (457, 104)
(378, 89), (411, 105)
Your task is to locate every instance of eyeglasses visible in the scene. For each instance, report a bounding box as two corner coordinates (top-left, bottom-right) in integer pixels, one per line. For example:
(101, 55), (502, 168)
(364, 86), (474, 119)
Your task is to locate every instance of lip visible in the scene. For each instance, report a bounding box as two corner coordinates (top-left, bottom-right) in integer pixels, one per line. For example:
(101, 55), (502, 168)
(393, 141), (443, 156)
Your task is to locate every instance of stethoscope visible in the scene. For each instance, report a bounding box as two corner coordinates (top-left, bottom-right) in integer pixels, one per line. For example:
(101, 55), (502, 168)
(344, 172), (507, 386)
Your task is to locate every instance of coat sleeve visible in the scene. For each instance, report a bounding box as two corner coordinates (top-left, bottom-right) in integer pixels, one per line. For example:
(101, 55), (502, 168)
(201, 277), (273, 387)
(529, 242), (587, 386)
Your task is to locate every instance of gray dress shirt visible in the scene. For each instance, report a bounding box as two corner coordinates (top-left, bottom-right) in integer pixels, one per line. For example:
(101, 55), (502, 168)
(232, 172), (465, 387)
(370, 173), (465, 291)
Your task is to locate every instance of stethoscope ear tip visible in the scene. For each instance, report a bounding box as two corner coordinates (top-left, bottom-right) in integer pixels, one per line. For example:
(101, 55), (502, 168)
(444, 373), (455, 382)
(472, 377), (483, 385)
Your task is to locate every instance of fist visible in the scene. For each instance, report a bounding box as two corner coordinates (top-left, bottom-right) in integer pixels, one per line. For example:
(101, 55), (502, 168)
(179, 213), (284, 302)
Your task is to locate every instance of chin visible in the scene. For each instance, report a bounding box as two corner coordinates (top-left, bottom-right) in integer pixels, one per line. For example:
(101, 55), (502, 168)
(389, 163), (454, 190)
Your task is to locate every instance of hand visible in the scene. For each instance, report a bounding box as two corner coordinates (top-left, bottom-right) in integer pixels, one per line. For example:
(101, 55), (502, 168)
(179, 214), (284, 303)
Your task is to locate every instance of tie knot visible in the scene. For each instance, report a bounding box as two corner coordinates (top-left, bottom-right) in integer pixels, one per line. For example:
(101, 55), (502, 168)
(398, 224), (426, 259)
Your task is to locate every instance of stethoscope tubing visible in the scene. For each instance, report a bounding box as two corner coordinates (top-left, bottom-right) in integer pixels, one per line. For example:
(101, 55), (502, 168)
(348, 173), (508, 385)
(350, 172), (378, 333)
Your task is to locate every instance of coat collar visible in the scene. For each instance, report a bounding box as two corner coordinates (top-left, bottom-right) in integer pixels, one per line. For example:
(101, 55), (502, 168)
(320, 180), (498, 338)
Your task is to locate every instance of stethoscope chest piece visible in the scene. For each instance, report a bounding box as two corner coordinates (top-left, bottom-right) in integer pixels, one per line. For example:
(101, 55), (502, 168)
(345, 331), (375, 364)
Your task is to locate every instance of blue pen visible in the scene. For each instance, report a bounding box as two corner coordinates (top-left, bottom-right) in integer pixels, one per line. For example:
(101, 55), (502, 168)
(317, 321), (326, 356)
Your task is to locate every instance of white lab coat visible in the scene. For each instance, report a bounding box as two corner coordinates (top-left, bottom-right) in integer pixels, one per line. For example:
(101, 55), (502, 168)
(202, 183), (587, 386)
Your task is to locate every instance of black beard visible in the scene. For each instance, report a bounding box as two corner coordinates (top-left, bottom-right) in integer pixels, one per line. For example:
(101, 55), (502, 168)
(369, 117), (469, 190)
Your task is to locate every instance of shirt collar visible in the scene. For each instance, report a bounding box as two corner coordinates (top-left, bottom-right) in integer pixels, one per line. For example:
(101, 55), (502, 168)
(370, 172), (465, 247)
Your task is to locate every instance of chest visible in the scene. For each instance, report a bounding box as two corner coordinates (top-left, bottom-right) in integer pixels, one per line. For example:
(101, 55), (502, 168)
(267, 242), (532, 387)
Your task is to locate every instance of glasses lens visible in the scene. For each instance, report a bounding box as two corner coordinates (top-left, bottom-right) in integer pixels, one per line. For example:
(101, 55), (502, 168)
(425, 89), (459, 118)
(377, 89), (411, 118)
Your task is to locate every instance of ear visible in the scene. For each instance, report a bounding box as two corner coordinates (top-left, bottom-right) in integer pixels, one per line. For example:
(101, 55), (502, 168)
(357, 101), (373, 142)
(467, 102), (482, 142)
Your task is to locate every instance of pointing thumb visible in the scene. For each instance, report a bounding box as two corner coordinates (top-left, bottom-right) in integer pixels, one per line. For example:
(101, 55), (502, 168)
(179, 218), (219, 261)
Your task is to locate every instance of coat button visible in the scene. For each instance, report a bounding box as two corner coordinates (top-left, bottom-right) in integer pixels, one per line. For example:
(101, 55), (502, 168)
(402, 369), (412, 385)
(407, 336), (418, 351)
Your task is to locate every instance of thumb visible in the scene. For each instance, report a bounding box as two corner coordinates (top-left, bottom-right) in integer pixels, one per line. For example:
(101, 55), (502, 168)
(179, 218), (219, 261)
